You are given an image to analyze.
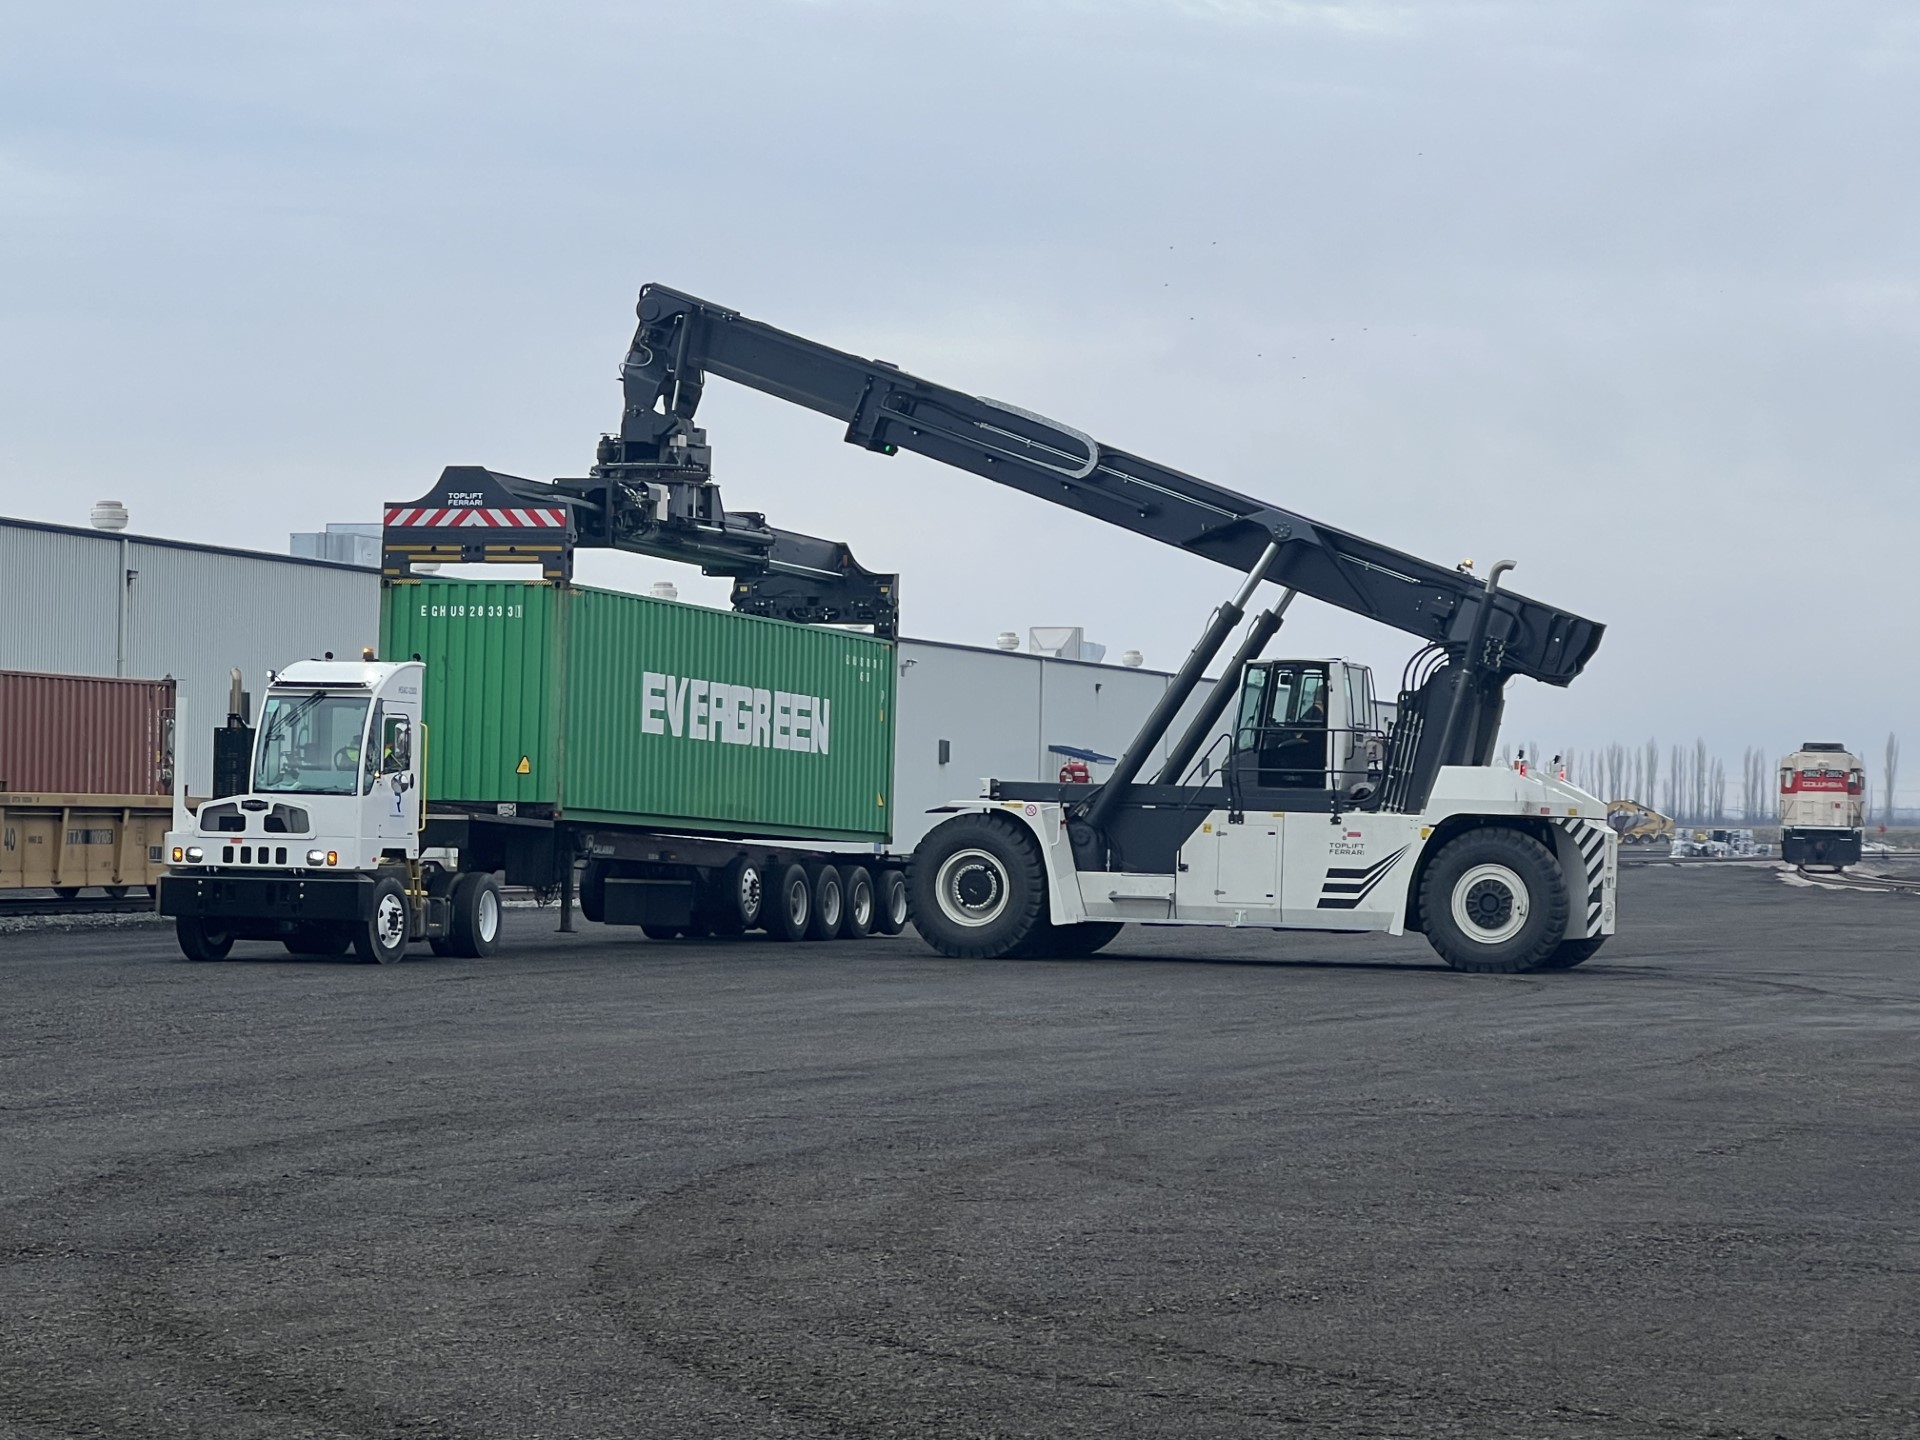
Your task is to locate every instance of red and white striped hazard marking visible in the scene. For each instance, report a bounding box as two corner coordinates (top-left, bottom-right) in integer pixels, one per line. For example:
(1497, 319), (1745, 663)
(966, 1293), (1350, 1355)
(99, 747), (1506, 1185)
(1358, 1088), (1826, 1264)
(384, 507), (569, 529)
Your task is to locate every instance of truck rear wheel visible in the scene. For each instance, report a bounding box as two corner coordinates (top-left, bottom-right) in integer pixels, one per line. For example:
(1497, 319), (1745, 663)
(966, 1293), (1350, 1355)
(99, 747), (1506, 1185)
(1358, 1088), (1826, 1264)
(177, 917), (234, 962)
(353, 876), (411, 965)
(875, 870), (908, 935)
(909, 814), (1047, 960)
(448, 872), (503, 958)
(1418, 828), (1568, 974)
(841, 866), (876, 939)
(805, 865), (844, 941)
(770, 863), (811, 942)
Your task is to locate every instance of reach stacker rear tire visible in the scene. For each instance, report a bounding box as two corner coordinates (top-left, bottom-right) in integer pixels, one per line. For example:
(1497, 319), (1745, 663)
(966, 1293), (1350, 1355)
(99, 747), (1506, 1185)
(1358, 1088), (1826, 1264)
(1418, 828), (1568, 974)
(353, 876), (410, 965)
(177, 917), (234, 962)
(770, 864), (811, 942)
(909, 813), (1048, 960)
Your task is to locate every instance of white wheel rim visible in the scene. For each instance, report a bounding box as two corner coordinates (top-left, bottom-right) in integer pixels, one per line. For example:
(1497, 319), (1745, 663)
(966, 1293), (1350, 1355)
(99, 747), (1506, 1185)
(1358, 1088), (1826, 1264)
(888, 879), (908, 927)
(935, 848), (1010, 929)
(739, 867), (762, 920)
(476, 887), (499, 943)
(788, 879), (809, 926)
(376, 892), (407, 949)
(821, 881), (842, 929)
(850, 883), (873, 929)
(1450, 862), (1529, 945)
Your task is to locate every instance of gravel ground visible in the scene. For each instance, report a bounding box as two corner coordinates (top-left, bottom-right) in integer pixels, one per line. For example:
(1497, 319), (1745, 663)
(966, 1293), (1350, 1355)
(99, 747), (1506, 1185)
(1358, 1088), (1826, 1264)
(2, 866), (1916, 1439)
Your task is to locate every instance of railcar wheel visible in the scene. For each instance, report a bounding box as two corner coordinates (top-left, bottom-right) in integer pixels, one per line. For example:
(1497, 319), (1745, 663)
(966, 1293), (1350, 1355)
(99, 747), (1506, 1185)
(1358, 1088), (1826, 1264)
(1418, 828), (1567, 974)
(908, 814), (1048, 960)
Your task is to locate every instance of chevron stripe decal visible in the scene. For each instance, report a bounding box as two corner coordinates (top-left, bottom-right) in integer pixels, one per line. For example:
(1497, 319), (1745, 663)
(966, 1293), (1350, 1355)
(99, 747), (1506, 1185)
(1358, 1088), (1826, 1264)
(1316, 845), (1411, 910)
(1553, 818), (1611, 936)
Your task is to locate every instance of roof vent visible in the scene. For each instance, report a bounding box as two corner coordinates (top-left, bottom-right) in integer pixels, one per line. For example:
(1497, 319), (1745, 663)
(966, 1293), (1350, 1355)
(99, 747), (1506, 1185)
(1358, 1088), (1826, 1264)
(1120, 650), (1144, 668)
(90, 500), (130, 531)
(994, 632), (1020, 651)
(649, 581), (680, 602)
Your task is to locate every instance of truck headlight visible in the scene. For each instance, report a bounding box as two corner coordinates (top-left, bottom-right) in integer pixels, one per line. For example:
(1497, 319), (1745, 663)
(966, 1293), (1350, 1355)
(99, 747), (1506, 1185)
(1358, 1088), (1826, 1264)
(307, 849), (328, 866)
(185, 846), (203, 863)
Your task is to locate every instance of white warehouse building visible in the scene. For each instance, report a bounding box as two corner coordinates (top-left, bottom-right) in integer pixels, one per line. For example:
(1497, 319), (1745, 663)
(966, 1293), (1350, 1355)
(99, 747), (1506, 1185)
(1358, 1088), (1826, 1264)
(1, 512), (1210, 839)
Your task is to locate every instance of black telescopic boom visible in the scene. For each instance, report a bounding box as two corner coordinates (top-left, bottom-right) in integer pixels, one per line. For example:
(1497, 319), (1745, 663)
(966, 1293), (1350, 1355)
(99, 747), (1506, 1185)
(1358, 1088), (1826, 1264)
(1153, 589), (1297, 786)
(1429, 559), (1514, 770)
(1078, 541), (1282, 836)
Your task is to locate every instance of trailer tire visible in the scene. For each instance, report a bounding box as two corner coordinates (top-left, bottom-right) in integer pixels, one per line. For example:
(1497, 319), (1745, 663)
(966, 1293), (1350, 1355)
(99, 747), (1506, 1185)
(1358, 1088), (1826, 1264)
(909, 813), (1047, 960)
(641, 925), (681, 941)
(579, 861), (608, 924)
(875, 870), (908, 935)
(805, 865), (844, 941)
(1418, 827), (1567, 974)
(715, 856), (763, 933)
(177, 917), (234, 962)
(841, 866), (876, 939)
(448, 872), (503, 958)
(1539, 935), (1607, 970)
(770, 864), (811, 942)
(352, 876), (411, 965)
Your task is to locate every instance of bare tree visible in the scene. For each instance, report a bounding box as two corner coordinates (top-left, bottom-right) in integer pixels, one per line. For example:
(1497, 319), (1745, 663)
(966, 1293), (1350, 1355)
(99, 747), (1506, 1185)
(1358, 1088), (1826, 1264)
(1644, 739), (1660, 812)
(1885, 733), (1901, 825)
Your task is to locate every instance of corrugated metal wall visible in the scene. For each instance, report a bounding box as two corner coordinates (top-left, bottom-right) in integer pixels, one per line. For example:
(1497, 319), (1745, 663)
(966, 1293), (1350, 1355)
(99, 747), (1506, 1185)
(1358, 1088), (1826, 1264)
(0, 520), (379, 796)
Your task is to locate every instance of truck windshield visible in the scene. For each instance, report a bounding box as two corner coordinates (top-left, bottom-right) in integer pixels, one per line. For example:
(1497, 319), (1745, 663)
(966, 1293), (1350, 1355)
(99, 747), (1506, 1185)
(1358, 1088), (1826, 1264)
(253, 692), (371, 795)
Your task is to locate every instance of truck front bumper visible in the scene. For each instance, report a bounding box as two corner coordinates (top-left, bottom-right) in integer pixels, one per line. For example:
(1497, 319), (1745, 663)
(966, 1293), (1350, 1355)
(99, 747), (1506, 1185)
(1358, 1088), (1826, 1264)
(158, 872), (375, 927)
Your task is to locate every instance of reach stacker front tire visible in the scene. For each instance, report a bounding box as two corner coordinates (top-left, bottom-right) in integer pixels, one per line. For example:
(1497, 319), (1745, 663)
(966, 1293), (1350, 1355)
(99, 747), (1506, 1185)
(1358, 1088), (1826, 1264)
(1419, 828), (1568, 974)
(909, 814), (1048, 960)
(353, 876), (411, 965)
(448, 872), (502, 958)
(770, 864), (811, 942)
(177, 917), (234, 962)
(875, 870), (908, 935)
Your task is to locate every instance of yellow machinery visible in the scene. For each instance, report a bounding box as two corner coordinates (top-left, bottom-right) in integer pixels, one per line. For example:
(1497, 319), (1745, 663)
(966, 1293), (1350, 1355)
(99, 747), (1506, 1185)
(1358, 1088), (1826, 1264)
(1606, 799), (1674, 846)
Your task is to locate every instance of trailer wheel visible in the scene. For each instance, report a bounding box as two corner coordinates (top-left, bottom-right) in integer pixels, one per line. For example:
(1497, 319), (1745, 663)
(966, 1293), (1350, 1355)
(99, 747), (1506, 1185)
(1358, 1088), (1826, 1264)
(874, 870), (909, 935)
(641, 924), (681, 941)
(352, 876), (411, 965)
(909, 814), (1047, 960)
(579, 861), (608, 924)
(841, 866), (876, 939)
(1539, 935), (1607, 970)
(806, 864), (844, 941)
(176, 917), (234, 962)
(1418, 828), (1567, 974)
(770, 863), (811, 942)
(714, 856), (763, 933)
(448, 872), (503, 958)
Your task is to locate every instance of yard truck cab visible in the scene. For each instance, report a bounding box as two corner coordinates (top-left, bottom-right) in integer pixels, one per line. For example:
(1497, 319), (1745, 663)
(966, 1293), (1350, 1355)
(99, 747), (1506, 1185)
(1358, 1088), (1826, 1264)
(159, 658), (501, 962)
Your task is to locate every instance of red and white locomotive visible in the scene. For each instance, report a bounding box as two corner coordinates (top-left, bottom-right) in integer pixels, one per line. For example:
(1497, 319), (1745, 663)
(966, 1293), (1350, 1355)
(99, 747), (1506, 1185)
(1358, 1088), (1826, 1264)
(1779, 742), (1865, 868)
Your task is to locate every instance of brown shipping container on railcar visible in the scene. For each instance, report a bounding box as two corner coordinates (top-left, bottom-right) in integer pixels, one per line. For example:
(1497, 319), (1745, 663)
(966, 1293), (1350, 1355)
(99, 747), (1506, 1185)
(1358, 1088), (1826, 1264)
(0, 670), (175, 796)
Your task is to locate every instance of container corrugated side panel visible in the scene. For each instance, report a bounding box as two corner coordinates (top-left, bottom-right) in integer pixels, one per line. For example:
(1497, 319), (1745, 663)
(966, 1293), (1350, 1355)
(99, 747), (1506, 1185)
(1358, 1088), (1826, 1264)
(0, 670), (175, 794)
(563, 588), (895, 844)
(380, 581), (561, 807)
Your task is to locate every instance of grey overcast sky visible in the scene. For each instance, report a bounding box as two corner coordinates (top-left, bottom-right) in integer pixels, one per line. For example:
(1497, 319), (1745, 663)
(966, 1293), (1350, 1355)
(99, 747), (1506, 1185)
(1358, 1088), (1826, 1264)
(3, 1), (1915, 788)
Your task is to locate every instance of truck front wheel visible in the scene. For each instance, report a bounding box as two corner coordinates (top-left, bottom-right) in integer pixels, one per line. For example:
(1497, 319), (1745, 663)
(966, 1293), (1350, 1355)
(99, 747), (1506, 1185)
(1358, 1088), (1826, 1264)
(909, 814), (1048, 960)
(1418, 828), (1568, 974)
(177, 917), (234, 962)
(353, 877), (411, 965)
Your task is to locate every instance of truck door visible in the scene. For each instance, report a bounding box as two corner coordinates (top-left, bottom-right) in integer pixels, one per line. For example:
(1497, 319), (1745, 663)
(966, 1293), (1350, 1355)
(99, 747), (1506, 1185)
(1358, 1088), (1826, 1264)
(373, 712), (419, 844)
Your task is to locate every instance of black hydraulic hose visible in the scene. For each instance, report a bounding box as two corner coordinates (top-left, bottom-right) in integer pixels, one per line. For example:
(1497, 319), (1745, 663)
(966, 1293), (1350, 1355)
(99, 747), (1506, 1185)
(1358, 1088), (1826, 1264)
(1152, 590), (1297, 786)
(1078, 540), (1282, 835)
(1429, 559), (1514, 772)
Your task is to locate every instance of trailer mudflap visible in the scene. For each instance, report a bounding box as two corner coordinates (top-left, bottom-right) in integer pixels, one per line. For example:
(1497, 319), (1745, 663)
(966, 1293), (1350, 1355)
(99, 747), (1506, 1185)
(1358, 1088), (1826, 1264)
(602, 877), (694, 928)
(159, 873), (375, 923)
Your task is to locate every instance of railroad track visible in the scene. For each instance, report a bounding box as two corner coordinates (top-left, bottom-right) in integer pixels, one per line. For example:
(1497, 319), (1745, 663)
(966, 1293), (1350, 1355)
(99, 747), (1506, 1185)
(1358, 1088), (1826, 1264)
(0, 892), (159, 919)
(1794, 866), (1920, 895)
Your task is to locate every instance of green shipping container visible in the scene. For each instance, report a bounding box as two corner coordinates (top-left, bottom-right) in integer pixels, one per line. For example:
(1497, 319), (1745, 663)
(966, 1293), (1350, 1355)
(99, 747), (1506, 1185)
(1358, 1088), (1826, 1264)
(381, 579), (896, 845)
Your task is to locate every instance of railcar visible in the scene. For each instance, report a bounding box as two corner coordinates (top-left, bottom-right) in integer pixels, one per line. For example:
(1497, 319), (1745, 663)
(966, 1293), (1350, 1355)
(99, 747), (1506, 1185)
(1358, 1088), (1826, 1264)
(1779, 742), (1865, 867)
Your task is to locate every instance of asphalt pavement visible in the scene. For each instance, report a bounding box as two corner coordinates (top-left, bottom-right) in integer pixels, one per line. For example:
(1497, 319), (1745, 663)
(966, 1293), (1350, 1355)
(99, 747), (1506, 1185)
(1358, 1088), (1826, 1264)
(2, 865), (1916, 1439)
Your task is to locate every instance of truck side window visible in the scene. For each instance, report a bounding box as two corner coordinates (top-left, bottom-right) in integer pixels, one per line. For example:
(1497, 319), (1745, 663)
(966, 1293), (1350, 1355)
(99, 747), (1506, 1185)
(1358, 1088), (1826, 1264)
(383, 717), (411, 774)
